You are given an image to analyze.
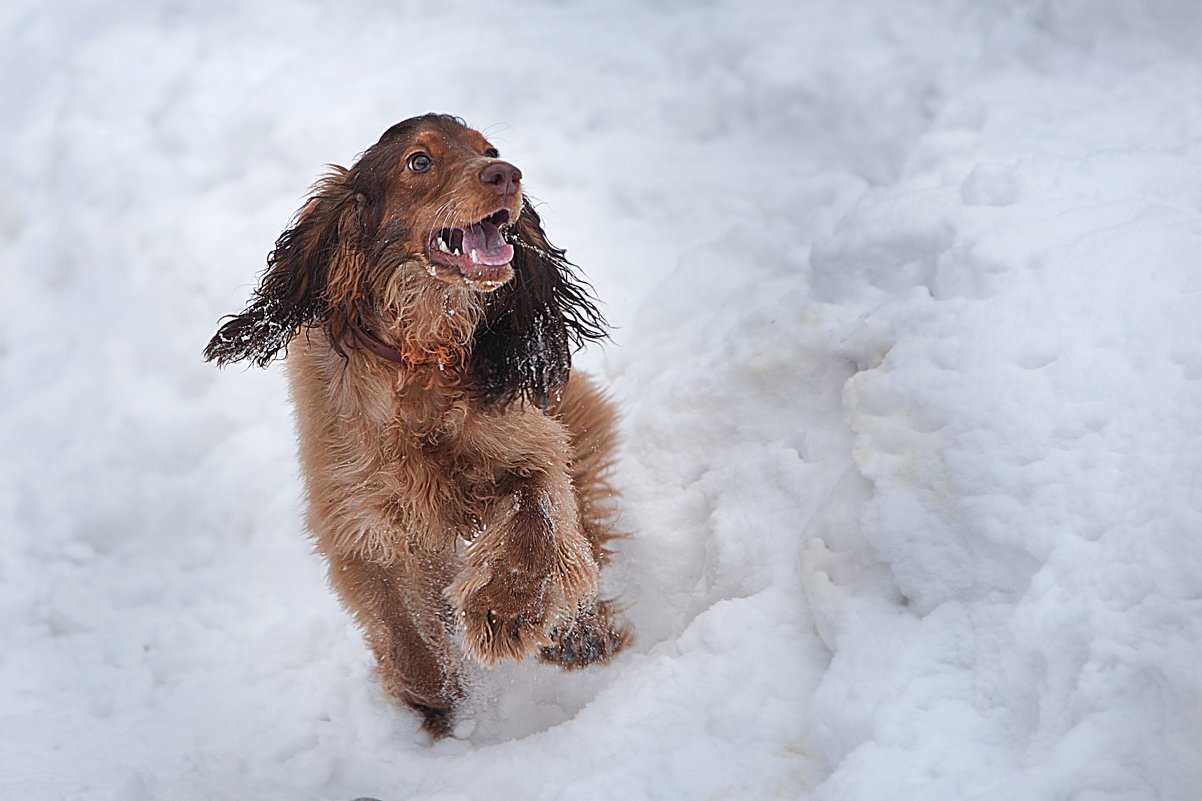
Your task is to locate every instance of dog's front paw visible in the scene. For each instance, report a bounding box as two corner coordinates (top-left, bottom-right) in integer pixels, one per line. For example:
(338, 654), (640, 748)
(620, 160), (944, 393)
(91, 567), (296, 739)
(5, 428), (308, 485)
(452, 568), (560, 666)
(540, 599), (633, 670)
(451, 484), (602, 666)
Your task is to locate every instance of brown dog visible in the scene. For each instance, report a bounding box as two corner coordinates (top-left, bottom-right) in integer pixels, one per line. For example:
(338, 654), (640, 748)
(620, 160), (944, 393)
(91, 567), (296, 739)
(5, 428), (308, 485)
(204, 114), (631, 736)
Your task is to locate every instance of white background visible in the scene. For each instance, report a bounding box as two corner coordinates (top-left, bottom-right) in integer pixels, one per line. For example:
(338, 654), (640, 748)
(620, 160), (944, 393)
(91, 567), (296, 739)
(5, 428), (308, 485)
(2, 1), (1201, 799)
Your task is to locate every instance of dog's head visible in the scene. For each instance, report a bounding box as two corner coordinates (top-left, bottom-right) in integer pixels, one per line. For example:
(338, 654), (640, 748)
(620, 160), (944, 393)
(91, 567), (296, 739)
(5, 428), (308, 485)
(203, 113), (606, 407)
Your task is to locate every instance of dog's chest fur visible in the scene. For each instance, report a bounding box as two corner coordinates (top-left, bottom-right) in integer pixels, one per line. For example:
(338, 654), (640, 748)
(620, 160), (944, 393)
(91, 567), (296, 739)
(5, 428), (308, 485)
(288, 332), (533, 556)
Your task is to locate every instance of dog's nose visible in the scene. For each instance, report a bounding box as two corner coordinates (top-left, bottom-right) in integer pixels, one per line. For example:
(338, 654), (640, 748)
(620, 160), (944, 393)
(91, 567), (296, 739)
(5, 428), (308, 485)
(479, 161), (522, 196)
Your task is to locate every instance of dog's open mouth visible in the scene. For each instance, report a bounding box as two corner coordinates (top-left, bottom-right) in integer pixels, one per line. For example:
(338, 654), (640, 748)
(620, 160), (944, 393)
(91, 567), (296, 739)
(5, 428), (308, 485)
(426, 209), (514, 282)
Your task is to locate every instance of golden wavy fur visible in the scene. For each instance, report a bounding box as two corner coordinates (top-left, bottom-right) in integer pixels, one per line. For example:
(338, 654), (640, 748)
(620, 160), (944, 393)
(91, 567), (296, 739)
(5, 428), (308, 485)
(204, 114), (631, 736)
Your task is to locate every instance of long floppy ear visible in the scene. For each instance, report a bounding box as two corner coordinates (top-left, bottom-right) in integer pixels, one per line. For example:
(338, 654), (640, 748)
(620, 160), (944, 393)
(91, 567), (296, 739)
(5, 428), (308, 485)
(471, 199), (608, 408)
(203, 168), (365, 367)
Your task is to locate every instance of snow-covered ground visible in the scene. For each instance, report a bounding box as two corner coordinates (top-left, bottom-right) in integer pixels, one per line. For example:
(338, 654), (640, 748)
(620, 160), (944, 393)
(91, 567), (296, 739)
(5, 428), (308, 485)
(3, 1), (1201, 799)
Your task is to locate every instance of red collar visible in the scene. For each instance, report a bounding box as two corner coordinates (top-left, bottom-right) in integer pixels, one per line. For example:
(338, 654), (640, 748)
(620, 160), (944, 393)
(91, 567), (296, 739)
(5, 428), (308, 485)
(351, 323), (402, 364)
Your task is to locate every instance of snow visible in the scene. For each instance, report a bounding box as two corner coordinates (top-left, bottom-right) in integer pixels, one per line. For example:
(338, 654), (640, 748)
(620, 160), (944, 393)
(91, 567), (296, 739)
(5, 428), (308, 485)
(3, 1), (1201, 799)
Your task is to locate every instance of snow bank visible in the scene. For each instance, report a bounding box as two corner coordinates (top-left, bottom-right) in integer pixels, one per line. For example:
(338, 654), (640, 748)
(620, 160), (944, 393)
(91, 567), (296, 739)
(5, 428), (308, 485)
(802, 6), (1202, 798)
(2, 1), (1200, 799)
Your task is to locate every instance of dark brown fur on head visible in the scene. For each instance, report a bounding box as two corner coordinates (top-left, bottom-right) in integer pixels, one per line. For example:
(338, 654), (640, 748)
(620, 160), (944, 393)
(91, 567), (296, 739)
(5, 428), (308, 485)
(203, 113), (607, 408)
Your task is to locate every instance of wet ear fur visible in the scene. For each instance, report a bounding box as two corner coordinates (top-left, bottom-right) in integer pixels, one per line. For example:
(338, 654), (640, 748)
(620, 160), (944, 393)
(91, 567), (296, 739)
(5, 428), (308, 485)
(471, 199), (608, 408)
(203, 168), (364, 367)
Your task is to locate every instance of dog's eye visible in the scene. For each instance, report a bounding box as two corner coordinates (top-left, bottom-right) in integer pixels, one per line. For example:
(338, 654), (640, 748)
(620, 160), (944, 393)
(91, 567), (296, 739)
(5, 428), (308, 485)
(407, 153), (433, 173)
(484, 147), (499, 159)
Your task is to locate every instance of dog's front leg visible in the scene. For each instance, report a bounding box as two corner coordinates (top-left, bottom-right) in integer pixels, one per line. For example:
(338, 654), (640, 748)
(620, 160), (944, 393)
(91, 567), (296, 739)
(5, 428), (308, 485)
(448, 469), (599, 667)
(324, 548), (464, 737)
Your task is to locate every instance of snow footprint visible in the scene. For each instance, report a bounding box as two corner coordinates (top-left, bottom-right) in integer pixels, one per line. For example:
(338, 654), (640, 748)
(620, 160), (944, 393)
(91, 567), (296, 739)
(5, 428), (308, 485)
(960, 161), (1021, 206)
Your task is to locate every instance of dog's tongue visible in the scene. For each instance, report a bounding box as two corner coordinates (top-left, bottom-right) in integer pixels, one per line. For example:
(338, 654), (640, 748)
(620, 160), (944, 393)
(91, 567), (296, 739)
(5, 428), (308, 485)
(461, 221), (514, 268)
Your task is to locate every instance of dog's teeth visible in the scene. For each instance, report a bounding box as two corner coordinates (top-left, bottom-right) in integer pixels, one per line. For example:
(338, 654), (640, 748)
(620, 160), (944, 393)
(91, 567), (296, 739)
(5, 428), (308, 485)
(437, 237), (450, 254)
(470, 249), (480, 264)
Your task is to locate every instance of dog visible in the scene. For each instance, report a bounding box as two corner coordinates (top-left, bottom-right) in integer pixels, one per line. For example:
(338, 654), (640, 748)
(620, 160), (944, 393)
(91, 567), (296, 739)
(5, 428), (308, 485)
(204, 113), (632, 736)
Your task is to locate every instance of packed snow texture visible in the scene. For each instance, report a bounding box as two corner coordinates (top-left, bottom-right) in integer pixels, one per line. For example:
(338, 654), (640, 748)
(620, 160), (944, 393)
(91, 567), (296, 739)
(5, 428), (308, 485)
(3, 1), (1201, 799)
